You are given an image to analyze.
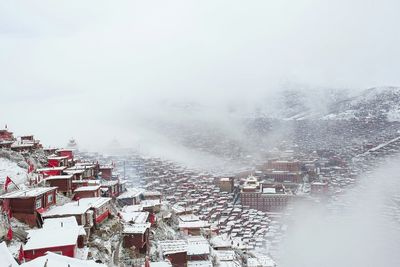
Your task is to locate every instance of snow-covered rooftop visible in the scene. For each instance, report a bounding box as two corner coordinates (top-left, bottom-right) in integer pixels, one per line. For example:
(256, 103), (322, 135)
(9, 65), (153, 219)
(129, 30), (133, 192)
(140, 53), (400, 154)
(45, 174), (73, 180)
(119, 211), (149, 224)
(123, 223), (151, 234)
(0, 242), (18, 267)
(43, 197), (111, 217)
(187, 236), (210, 256)
(122, 205), (143, 212)
(20, 252), (106, 267)
(24, 226), (80, 250)
(159, 240), (187, 255)
(141, 199), (161, 207)
(117, 187), (144, 199)
(36, 166), (66, 172)
(187, 260), (213, 267)
(0, 187), (57, 199)
(74, 185), (100, 192)
(179, 220), (210, 229)
(150, 261), (172, 267)
(100, 180), (119, 186)
(43, 216), (86, 235)
(47, 156), (68, 160)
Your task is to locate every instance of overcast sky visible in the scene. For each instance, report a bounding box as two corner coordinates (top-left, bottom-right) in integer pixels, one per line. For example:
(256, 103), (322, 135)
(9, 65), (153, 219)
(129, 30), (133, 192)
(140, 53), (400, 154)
(1, 0), (399, 148)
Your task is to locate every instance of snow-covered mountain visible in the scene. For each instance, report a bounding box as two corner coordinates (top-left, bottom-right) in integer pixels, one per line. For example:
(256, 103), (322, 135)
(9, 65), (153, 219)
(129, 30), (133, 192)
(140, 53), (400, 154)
(323, 86), (400, 121)
(253, 86), (400, 122)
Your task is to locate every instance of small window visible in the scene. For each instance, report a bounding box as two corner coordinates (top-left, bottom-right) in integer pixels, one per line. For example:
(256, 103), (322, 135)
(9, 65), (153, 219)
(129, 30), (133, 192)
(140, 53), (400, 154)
(47, 194), (53, 204)
(36, 199), (42, 209)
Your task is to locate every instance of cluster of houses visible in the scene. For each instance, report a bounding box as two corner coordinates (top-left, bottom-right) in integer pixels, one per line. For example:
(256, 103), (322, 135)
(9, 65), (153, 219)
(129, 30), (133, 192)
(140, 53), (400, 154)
(117, 156), (277, 266)
(0, 127), (42, 152)
(0, 141), (131, 265)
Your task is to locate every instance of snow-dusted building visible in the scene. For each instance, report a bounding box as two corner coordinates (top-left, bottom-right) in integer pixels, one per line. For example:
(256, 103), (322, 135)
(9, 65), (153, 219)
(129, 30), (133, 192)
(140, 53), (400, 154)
(20, 252), (106, 267)
(42, 197), (112, 231)
(23, 217), (86, 261)
(0, 187), (58, 227)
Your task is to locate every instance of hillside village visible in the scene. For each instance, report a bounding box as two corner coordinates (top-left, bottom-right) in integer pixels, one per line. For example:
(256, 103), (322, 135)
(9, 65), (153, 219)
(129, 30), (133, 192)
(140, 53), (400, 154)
(1, 117), (400, 267)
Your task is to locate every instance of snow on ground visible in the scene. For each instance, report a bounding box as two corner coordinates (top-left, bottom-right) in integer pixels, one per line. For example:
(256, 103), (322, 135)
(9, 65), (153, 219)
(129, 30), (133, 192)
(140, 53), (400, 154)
(0, 157), (27, 190)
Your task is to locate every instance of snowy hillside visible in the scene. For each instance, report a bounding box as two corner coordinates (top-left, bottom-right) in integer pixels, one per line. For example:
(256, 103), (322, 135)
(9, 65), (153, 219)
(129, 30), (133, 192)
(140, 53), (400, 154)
(0, 157), (27, 191)
(324, 87), (400, 121)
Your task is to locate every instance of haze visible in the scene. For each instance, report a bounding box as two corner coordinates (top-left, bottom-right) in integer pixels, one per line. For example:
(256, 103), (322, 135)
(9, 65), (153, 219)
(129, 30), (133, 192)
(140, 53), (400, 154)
(1, 0), (399, 149)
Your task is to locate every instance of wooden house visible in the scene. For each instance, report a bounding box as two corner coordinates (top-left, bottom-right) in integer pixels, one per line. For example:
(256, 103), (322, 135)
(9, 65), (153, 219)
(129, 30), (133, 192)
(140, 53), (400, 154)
(44, 175), (73, 196)
(73, 185), (101, 199)
(99, 165), (113, 180)
(100, 180), (120, 198)
(122, 223), (151, 254)
(23, 217), (84, 261)
(159, 240), (188, 267)
(0, 128), (14, 141)
(42, 197), (112, 231)
(47, 155), (69, 167)
(37, 167), (66, 177)
(117, 188), (144, 206)
(0, 187), (58, 227)
(56, 149), (74, 161)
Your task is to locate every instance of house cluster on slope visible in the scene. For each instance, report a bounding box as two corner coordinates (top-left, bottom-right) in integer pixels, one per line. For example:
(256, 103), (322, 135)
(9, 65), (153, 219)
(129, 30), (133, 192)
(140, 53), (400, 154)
(0, 127), (42, 152)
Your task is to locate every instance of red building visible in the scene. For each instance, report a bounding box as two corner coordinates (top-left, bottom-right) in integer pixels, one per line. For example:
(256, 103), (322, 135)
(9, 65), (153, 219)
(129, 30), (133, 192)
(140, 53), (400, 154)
(100, 180), (120, 197)
(73, 185), (101, 199)
(47, 156), (69, 167)
(23, 217), (84, 261)
(159, 240), (188, 267)
(0, 128), (14, 141)
(65, 166), (96, 179)
(0, 187), (58, 227)
(122, 223), (151, 254)
(44, 175), (74, 196)
(56, 149), (74, 161)
(99, 165), (113, 180)
(42, 197), (112, 231)
(37, 167), (66, 177)
(266, 159), (301, 172)
(240, 176), (291, 212)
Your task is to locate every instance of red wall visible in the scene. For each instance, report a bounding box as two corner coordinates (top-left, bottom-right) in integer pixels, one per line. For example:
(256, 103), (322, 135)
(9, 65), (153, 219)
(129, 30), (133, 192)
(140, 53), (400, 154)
(40, 169), (63, 176)
(57, 150), (73, 160)
(74, 189), (99, 199)
(24, 244), (76, 261)
(95, 210), (110, 224)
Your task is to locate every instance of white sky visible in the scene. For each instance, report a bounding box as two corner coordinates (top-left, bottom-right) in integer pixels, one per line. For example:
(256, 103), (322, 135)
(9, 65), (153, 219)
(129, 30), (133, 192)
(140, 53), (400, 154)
(1, 0), (399, 148)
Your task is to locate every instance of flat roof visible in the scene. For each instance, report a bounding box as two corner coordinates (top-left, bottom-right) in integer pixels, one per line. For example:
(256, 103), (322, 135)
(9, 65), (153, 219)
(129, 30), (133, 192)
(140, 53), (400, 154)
(101, 180), (119, 186)
(74, 185), (100, 192)
(0, 187), (57, 199)
(47, 156), (69, 160)
(117, 187), (144, 199)
(37, 167), (66, 172)
(43, 197), (111, 217)
(187, 237), (210, 256)
(19, 252), (106, 267)
(187, 261), (213, 267)
(120, 211), (149, 224)
(24, 227), (80, 250)
(45, 175), (73, 180)
(123, 223), (151, 234)
(159, 240), (187, 255)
